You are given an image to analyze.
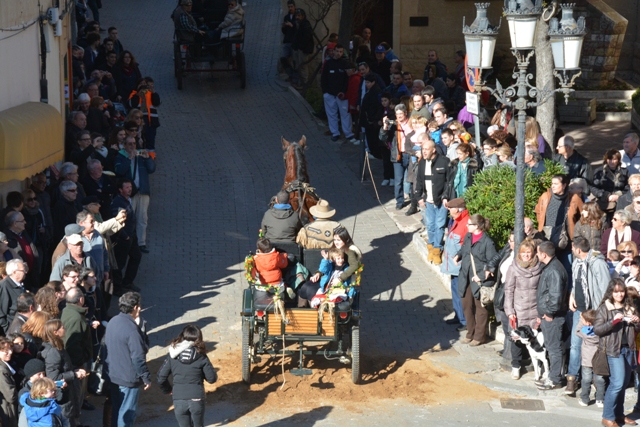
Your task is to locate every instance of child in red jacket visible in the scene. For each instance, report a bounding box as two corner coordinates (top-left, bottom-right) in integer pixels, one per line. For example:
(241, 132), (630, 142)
(253, 238), (295, 299)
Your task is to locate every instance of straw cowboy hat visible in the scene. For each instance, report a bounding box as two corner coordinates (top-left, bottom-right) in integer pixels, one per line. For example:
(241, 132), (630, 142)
(309, 199), (336, 219)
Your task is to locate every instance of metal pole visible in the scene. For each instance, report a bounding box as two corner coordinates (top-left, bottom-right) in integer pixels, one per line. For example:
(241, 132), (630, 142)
(514, 108), (526, 249)
(474, 114), (481, 147)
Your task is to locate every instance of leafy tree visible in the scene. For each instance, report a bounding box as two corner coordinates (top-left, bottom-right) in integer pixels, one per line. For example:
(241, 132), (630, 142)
(464, 160), (565, 248)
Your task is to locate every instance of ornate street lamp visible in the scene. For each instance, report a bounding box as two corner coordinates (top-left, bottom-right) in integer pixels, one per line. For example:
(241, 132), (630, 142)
(462, 1), (586, 248)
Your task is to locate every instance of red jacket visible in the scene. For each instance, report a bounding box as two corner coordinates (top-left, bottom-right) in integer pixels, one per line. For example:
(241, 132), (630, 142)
(450, 209), (469, 244)
(254, 249), (288, 285)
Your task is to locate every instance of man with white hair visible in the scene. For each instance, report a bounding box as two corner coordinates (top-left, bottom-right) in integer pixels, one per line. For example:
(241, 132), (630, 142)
(617, 174), (640, 211)
(553, 135), (592, 183)
(0, 259), (28, 334)
(525, 148), (546, 175)
(5, 211), (39, 291)
(620, 132), (640, 174)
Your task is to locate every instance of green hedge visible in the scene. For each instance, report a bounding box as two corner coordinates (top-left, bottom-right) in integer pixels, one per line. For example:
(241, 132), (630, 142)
(464, 159), (565, 248)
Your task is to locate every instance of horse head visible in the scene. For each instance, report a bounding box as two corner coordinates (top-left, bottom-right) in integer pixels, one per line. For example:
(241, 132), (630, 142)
(281, 136), (309, 183)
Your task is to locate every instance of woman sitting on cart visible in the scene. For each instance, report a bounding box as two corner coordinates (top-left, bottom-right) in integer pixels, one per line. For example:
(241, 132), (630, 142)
(297, 227), (362, 307)
(214, 0), (244, 39)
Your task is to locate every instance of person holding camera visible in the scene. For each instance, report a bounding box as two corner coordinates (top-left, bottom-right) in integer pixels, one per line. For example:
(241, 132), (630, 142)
(127, 79), (161, 153)
(594, 279), (640, 427)
(379, 103), (413, 210)
(114, 136), (156, 255)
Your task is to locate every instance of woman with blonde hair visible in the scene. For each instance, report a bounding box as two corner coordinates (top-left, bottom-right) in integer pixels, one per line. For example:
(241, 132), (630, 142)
(497, 145), (515, 169)
(614, 241), (639, 279)
(503, 239), (542, 379)
(573, 201), (606, 251)
(524, 116), (551, 159)
(21, 311), (51, 355)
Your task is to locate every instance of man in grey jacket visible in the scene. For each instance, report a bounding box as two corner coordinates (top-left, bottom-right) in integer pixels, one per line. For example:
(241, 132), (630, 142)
(261, 191), (302, 243)
(536, 241), (569, 391)
(565, 237), (611, 396)
(105, 292), (151, 426)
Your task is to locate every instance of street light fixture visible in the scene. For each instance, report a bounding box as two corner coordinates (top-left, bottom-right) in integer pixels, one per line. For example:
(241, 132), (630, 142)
(462, 1), (586, 248)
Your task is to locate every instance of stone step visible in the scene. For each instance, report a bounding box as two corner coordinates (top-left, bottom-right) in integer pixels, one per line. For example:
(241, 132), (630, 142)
(572, 89), (636, 100)
(596, 98), (632, 108)
(595, 111), (632, 122)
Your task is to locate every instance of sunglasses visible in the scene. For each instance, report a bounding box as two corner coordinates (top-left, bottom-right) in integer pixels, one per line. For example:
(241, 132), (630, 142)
(621, 250), (633, 254)
(26, 198), (36, 202)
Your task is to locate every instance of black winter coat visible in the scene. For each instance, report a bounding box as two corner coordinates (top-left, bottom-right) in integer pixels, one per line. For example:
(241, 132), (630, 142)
(592, 165), (629, 212)
(457, 233), (498, 299)
(321, 57), (349, 95)
(553, 150), (593, 184)
(414, 153), (450, 207)
(157, 345), (217, 400)
(359, 84), (382, 127)
(536, 257), (569, 318)
(291, 19), (313, 54)
(52, 198), (80, 244)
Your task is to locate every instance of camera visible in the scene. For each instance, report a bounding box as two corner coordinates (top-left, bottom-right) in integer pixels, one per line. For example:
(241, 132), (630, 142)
(386, 119), (396, 126)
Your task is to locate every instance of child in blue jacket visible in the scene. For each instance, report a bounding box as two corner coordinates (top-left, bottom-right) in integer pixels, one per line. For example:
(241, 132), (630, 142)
(19, 377), (68, 427)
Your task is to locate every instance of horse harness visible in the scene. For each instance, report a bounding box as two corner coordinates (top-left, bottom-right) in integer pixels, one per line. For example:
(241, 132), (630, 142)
(278, 180), (319, 220)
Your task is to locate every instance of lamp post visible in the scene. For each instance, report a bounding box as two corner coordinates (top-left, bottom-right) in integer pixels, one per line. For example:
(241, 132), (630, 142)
(462, 1), (586, 248)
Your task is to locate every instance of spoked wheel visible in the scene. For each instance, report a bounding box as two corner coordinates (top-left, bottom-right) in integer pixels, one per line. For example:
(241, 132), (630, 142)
(237, 51), (246, 89)
(351, 325), (360, 384)
(242, 317), (252, 384)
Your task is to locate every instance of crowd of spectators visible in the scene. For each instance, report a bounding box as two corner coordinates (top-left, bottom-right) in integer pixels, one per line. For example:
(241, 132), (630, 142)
(423, 130), (640, 426)
(0, 2), (169, 426)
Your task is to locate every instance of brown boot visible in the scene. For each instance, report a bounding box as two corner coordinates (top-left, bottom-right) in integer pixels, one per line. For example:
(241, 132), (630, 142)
(564, 375), (577, 396)
(427, 246), (435, 262)
(602, 420), (621, 427)
(432, 248), (443, 265)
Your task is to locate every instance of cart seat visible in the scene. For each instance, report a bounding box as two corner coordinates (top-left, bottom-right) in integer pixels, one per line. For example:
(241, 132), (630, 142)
(335, 300), (350, 311)
(253, 289), (274, 311)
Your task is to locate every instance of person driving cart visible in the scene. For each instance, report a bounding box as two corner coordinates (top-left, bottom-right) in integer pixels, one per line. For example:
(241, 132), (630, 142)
(172, 0), (207, 43)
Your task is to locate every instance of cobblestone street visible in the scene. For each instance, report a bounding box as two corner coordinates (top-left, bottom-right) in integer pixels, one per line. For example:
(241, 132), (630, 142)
(85, 0), (628, 425)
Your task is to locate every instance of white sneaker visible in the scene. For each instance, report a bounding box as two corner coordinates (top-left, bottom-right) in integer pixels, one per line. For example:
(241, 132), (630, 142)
(389, 179), (395, 186)
(511, 367), (520, 380)
(578, 399), (589, 407)
(286, 287), (295, 299)
(381, 180), (390, 186)
(348, 137), (360, 144)
(595, 400), (603, 408)
(368, 153), (376, 160)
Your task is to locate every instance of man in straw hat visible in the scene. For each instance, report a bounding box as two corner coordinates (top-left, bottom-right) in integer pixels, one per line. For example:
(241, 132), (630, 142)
(296, 199), (342, 249)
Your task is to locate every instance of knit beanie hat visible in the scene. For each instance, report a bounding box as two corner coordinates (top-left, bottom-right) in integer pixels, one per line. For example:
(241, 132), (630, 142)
(23, 359), (46, 381)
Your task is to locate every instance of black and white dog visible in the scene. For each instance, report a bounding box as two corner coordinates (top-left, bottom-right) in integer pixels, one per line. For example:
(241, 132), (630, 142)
(510, 325), (548, 381)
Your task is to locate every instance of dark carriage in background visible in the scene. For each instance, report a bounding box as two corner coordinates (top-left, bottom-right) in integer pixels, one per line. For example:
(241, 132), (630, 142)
(172, 0), (246, 89)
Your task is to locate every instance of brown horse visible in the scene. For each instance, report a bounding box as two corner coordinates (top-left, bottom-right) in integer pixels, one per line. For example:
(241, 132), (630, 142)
(281, 136), (319, 223)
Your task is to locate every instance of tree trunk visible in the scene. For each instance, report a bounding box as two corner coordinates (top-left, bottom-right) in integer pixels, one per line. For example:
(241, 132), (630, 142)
(534, 18), (557, 151)
(338, 0), (356, 47)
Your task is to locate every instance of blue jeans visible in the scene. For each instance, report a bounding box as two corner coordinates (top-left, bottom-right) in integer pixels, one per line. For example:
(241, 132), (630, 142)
(450, 276), (466, 326)
(393, 154), (410, 207)
(111, 383), (142, 427)
(567, 310), (582, 378)
(604, 347), (634, 421)
(423, 202), (448, 249)
(581, 365), (605, 403)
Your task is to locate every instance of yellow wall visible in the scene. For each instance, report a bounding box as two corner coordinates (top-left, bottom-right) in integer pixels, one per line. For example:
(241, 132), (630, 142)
(0, 0), (71, 198)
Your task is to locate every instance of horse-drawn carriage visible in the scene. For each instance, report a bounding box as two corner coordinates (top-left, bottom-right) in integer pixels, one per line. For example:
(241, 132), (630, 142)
(241, 243), (362, 384)
(172, 0), (246, 90)
(239, 136), (362, 384)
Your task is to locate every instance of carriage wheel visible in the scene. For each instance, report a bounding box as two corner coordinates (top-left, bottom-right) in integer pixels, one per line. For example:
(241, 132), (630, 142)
(242, 317), (252, 384)
(351, 325), (360, 384)
(237, 51), (246, 89)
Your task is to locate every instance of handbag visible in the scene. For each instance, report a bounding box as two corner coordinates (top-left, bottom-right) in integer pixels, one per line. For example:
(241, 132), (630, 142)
(592, 342), (610, 377)
(89, 339), (110, 395)
(543, 213), (569, 250)
(470, 253), (495, 307)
